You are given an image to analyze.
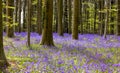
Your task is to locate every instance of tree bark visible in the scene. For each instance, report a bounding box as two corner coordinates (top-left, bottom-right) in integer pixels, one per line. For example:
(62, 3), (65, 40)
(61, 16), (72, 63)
(22, 0), (27, 32)
(27, 0), (31, 47)
(117, 0), (120, 35)
(68, 0), (72, 34)
(37, 0), (42, 35)
(6, 0), (14, 37)
(57, 0), (63, 36)
(40, 0), (54, 46)
(0, 0), (9, 67)
(18, 0), (21, 33)
(103, 0), (109, 38)
(72, 0), (79, 40)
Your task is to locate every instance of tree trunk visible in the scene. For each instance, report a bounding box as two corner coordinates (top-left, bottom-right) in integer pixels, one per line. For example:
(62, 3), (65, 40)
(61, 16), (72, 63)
(15, 0), (18, 32)
(94, 2), (97, 34)
(99, 0), (104, 36)
(40, 0), (54, 46)
(22, 0), (27, 32)
(63, 0), (68, 33)
(68, 0), (72, 34)
(57, 0), (63, 36)
(80, 0), (83, 34)
(72, 0), (79, 40)
(6, 0), (14, 37)
(27, 0), (31, 47)
(37, 0), (42, 35)
(117, 0), (120, 35)
(0, 0), (9, 67)
(18, 0), (21, 33)
(103, 0), (109, 38)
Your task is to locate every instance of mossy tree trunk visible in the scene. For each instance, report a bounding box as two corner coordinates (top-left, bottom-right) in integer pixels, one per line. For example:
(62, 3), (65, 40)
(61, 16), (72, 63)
(0, 0), (9, 67)
(72, 0), (79, 40)
(6, 0), (14, 38)
(57, 0), (63, 36)
(40, 0), (54, 46)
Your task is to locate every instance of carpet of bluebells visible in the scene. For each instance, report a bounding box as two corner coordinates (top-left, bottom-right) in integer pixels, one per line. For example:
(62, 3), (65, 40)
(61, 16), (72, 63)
(2, 32), (120, 73)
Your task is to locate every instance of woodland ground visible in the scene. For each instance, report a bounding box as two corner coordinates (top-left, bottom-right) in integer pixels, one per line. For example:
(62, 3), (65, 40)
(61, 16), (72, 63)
(1, 32), (120, 73)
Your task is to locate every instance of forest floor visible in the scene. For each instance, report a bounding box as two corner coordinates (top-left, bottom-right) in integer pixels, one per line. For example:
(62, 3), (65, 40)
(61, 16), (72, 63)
(2, 32), (120, 73)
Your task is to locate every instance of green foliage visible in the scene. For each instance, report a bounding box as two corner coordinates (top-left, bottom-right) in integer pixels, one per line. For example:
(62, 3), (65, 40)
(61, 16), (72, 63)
(6, 6), (15, 10)
(32, 0), (37, 5)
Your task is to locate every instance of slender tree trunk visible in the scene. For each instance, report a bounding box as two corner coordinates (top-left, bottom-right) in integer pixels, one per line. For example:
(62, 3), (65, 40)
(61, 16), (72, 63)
(68, 0), (72, 34)
(3, 0), (7, 32)
(37, 0), (42, 35)
(94, 2), (97, 34)
(0, 0), (9, 67)
(57, 0), (63, 36)
(18, 0), (21, 33)
(40, 0), (54, 46)
(72, 0), (79, 40)
(55, 0), (58, 33)
(63, 0), (68, 33)
(80, 0), (83, 34)
(6, 0), (14, 37)
(53, 0), (58, 32)
(103, 0), (109, 38)
(22, 0), (27, 32)
(27, 0), (31, 47)
(99, 0), (104, 36)
(15, 0), (18, 32)
(117, 0), (120, 35)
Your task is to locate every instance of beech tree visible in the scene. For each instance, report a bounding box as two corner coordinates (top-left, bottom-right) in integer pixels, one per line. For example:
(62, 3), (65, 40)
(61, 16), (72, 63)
(6, 0), (14, 37)
(57, 0), (63, 36)
(18, 0), (21, 33)
(0, 0), (9, 67)
(40, 0), (54, 46)
(37, 0), (42, 35)
(117, 0), (120, 35)
(68, 0), (72, 34)
(27, 0), (31, 47)
(72, 0), (79, 40)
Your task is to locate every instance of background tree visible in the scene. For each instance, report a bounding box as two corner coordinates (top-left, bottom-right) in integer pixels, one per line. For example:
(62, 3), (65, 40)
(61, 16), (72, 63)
(72, 0), (79, 40)
(18, 0), (21, 33)
(63, 0), (68, 33)
(40, 0), (54, 46)
(22, 0), (27, 32)
(37, 0), (42, 35)
(79, 0), (83, 34)
(68, 0), (72, 34)
(0, 0), (9, 67)
(103, 0), (109, 38)
(27, 0), (31, 47)
(57, 0), (63, 36)
(14, 0), (18, 32)
(6, 0), (14, 37)
(117, 0), (120, 35)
